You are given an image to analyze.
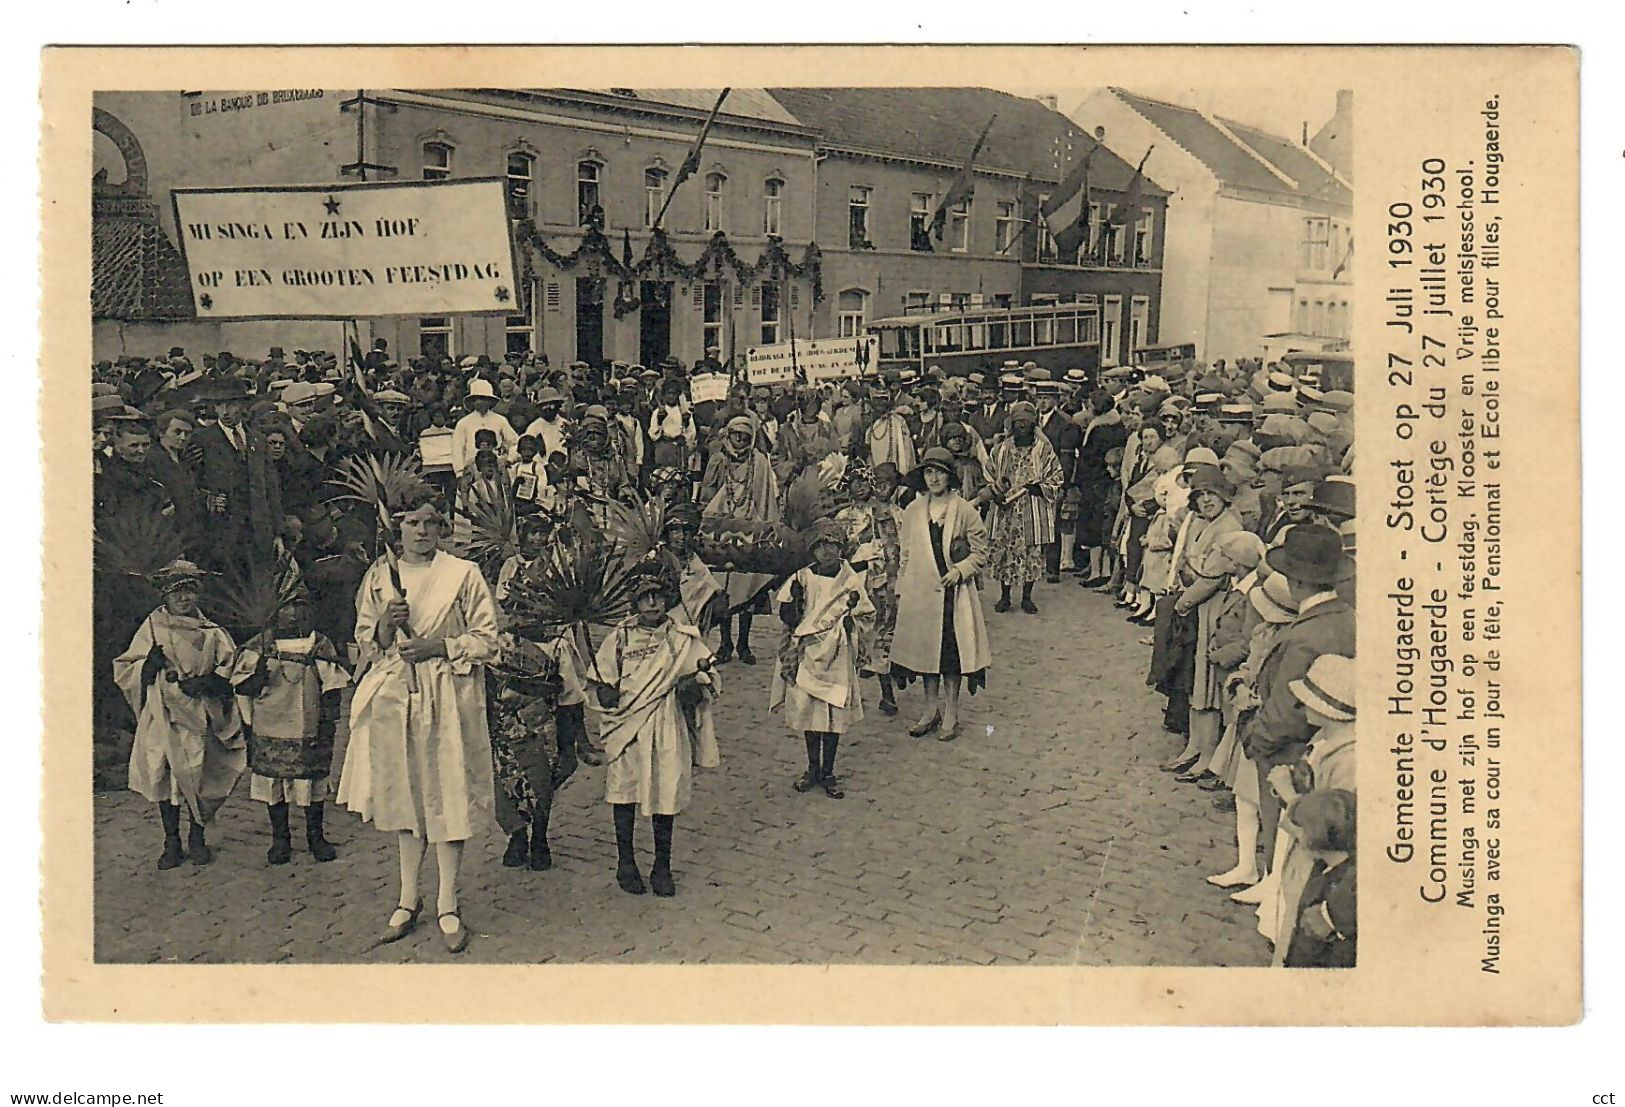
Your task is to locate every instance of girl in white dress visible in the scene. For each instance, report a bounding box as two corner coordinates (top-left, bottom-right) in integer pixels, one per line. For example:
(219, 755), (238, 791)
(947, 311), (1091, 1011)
(337, 494), (500, 954)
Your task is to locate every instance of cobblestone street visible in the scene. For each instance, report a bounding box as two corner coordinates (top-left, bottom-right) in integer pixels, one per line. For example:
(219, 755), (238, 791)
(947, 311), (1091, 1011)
(93, 578), (1272, 966)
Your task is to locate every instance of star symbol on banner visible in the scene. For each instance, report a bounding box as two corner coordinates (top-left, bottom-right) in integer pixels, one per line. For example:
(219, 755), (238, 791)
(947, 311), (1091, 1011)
(323, 195), (342, 216)
(199, 293), (213, 310)
(494, 286), (511, 303)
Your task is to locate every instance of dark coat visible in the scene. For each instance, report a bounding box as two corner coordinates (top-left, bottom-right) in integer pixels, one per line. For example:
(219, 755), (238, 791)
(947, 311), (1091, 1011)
(1284, 856), (1357, 968)
(145, 446), (205, 558)
(1242, 596), (1355, 765)
(193, 422), (283, 568)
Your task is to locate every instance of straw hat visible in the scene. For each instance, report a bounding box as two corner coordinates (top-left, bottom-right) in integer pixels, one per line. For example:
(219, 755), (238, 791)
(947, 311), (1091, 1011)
(1249, 571), (1299, 623)
(1290, 654), (1355, 723)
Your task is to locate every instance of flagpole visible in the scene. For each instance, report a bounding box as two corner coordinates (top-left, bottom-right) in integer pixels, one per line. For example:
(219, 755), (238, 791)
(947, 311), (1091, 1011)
(652, 88), (731, 231)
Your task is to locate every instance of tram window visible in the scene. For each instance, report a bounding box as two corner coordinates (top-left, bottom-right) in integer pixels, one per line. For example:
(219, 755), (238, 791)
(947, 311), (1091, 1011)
(1057, 314), (1077, 344)
(1035, 317), (1054, 345)
(1079, 314), (1100, 343)
(935, 324), (962, 352)
(878, 329), (902, 358)
(965, 320), (986, 350)
(988, 320), (1008, 348)
(1012, 319), (1033, 347)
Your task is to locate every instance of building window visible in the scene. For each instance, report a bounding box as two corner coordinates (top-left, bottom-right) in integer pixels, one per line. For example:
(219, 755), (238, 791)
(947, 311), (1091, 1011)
(848, 185), (874, 249)
(704, 172), (726, 233)
(1130, 295), (1151, 352)
(505, 304), (534, 357)
(949, 199), (970, 253)
(1086, 202), (1104, 260)
(990, 293), (1013, 310)
(703, 280), (725, 353)
(910, 192), (933, 251)
(1133, 211), (1154, 266)
(1101, 295), (1122, 367)
(505, 151), (533, 220)
(644, 168), (669, 227)
(763, 177), (784, 236)
(422, 141), (453, 181)
(1037, 193), (1056, 261)
(837, 288), (869, 337)
(904, 290), (931, 314)
(759, 281), (782, 344)
(419, 316), (453, 360)
(577, 161), (601, 227)
(1303, 216), (1331, 270)
(995, 201), (1017, 254)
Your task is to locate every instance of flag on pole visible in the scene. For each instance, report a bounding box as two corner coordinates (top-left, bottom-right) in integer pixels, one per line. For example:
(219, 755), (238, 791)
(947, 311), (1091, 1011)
(930, 114), (998, 241)
(652, 88), (731, 229)
(1107, 145), (1155, 228)
(1040, 142), (1101, 259)
(1331, 238), (1354, 279)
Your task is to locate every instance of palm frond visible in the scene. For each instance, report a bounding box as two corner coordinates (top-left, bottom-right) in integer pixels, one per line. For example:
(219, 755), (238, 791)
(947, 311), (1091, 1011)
(205, 552), (303, 642)
(781, 467), (835, 533)
(324, 452), (432, 536)
(504, 538), (641, 636)
(601, 491), (667, 565)
(94, 510), (186, 585)
(454, 479), (517, 574)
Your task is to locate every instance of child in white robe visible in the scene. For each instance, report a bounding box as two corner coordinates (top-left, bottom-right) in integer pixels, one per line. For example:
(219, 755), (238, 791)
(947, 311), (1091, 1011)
(771, 522), (875, 799)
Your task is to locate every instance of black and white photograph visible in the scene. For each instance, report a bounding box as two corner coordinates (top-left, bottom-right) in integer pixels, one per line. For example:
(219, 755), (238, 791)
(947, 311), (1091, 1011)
(84, 78), (1360, 969)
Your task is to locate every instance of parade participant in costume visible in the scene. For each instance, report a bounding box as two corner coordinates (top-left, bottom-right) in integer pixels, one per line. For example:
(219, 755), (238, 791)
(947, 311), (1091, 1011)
(522, 386), (572, 464)
(699, 415), (781, 664)
(835, 462), (903, 716)
(496, 515), (550, 604)
(771, 520), (875, 799)
(114, 560), (246, 869)
(859, 378), (917, 475)
(606, 386), (647, 477)
(230, 599), (349, 865)
(337, 495), (501, 954)
(773, 388), (840, 486)
(891, 448), (991, 743)
(569, 405), (634, 530)
(662, 501), (724, 633)
(487, 622), (588, 873)
(983, 401), (1064, 615)
(592, 569), (721, 897)
(647, 378), (696, 473)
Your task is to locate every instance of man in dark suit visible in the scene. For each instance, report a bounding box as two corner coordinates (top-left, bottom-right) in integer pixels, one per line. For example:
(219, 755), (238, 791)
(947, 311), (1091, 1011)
(965, 376), (1007, 445)
(1241, 524), (1356, 868)
(193, 379), (283, 575)
(145, 408), (206, 559)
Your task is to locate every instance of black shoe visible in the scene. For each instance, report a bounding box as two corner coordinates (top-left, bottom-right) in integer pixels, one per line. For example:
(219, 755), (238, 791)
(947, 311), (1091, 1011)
(1175, 768), (1206, 784)
(1044, 573), (1061, 584)
(528, 841), (553, 871)
(1020, 596), (1038, 614)
(503, 829), (529, 868)
(579, 746), (605, 767)
(187, 823), (212, 867)
(157, 836), (184, 871)
(304, 805), (337, 862)
(878, 698), (899, 717)
(267, 837), (292, 866)
(308, 834), (338, 863)
(1127, 612), (1155, 626)
(616, 861), (647, 895)
(1159, 753), (1199, 773)
(1197, 773), (1227, 792)
(794, 769), (822, 793)
(821, 774), (846, 800)
(650, 866), (676, 897)
(737, 647), (757, 665)
(715, 644), (734, 664)
(1212, 793), (1237, 812)
(993, 596), (1012, 613)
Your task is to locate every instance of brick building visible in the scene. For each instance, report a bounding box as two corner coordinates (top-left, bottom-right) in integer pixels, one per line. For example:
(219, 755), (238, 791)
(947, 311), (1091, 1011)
(767, 87), (1169, 369)
(92, 87), (1170, 369)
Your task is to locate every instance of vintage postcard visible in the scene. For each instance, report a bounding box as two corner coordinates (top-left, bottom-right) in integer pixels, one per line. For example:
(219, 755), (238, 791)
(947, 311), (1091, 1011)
(38, 44), (1580, 1024)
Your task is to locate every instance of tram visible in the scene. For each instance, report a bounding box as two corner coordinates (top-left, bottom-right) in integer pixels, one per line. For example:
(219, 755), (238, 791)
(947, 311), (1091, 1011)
(866, 302), (1103, 377)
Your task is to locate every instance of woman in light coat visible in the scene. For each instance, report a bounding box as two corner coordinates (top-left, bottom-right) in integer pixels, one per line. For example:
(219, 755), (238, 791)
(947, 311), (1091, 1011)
(890, 447), (991, 743)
